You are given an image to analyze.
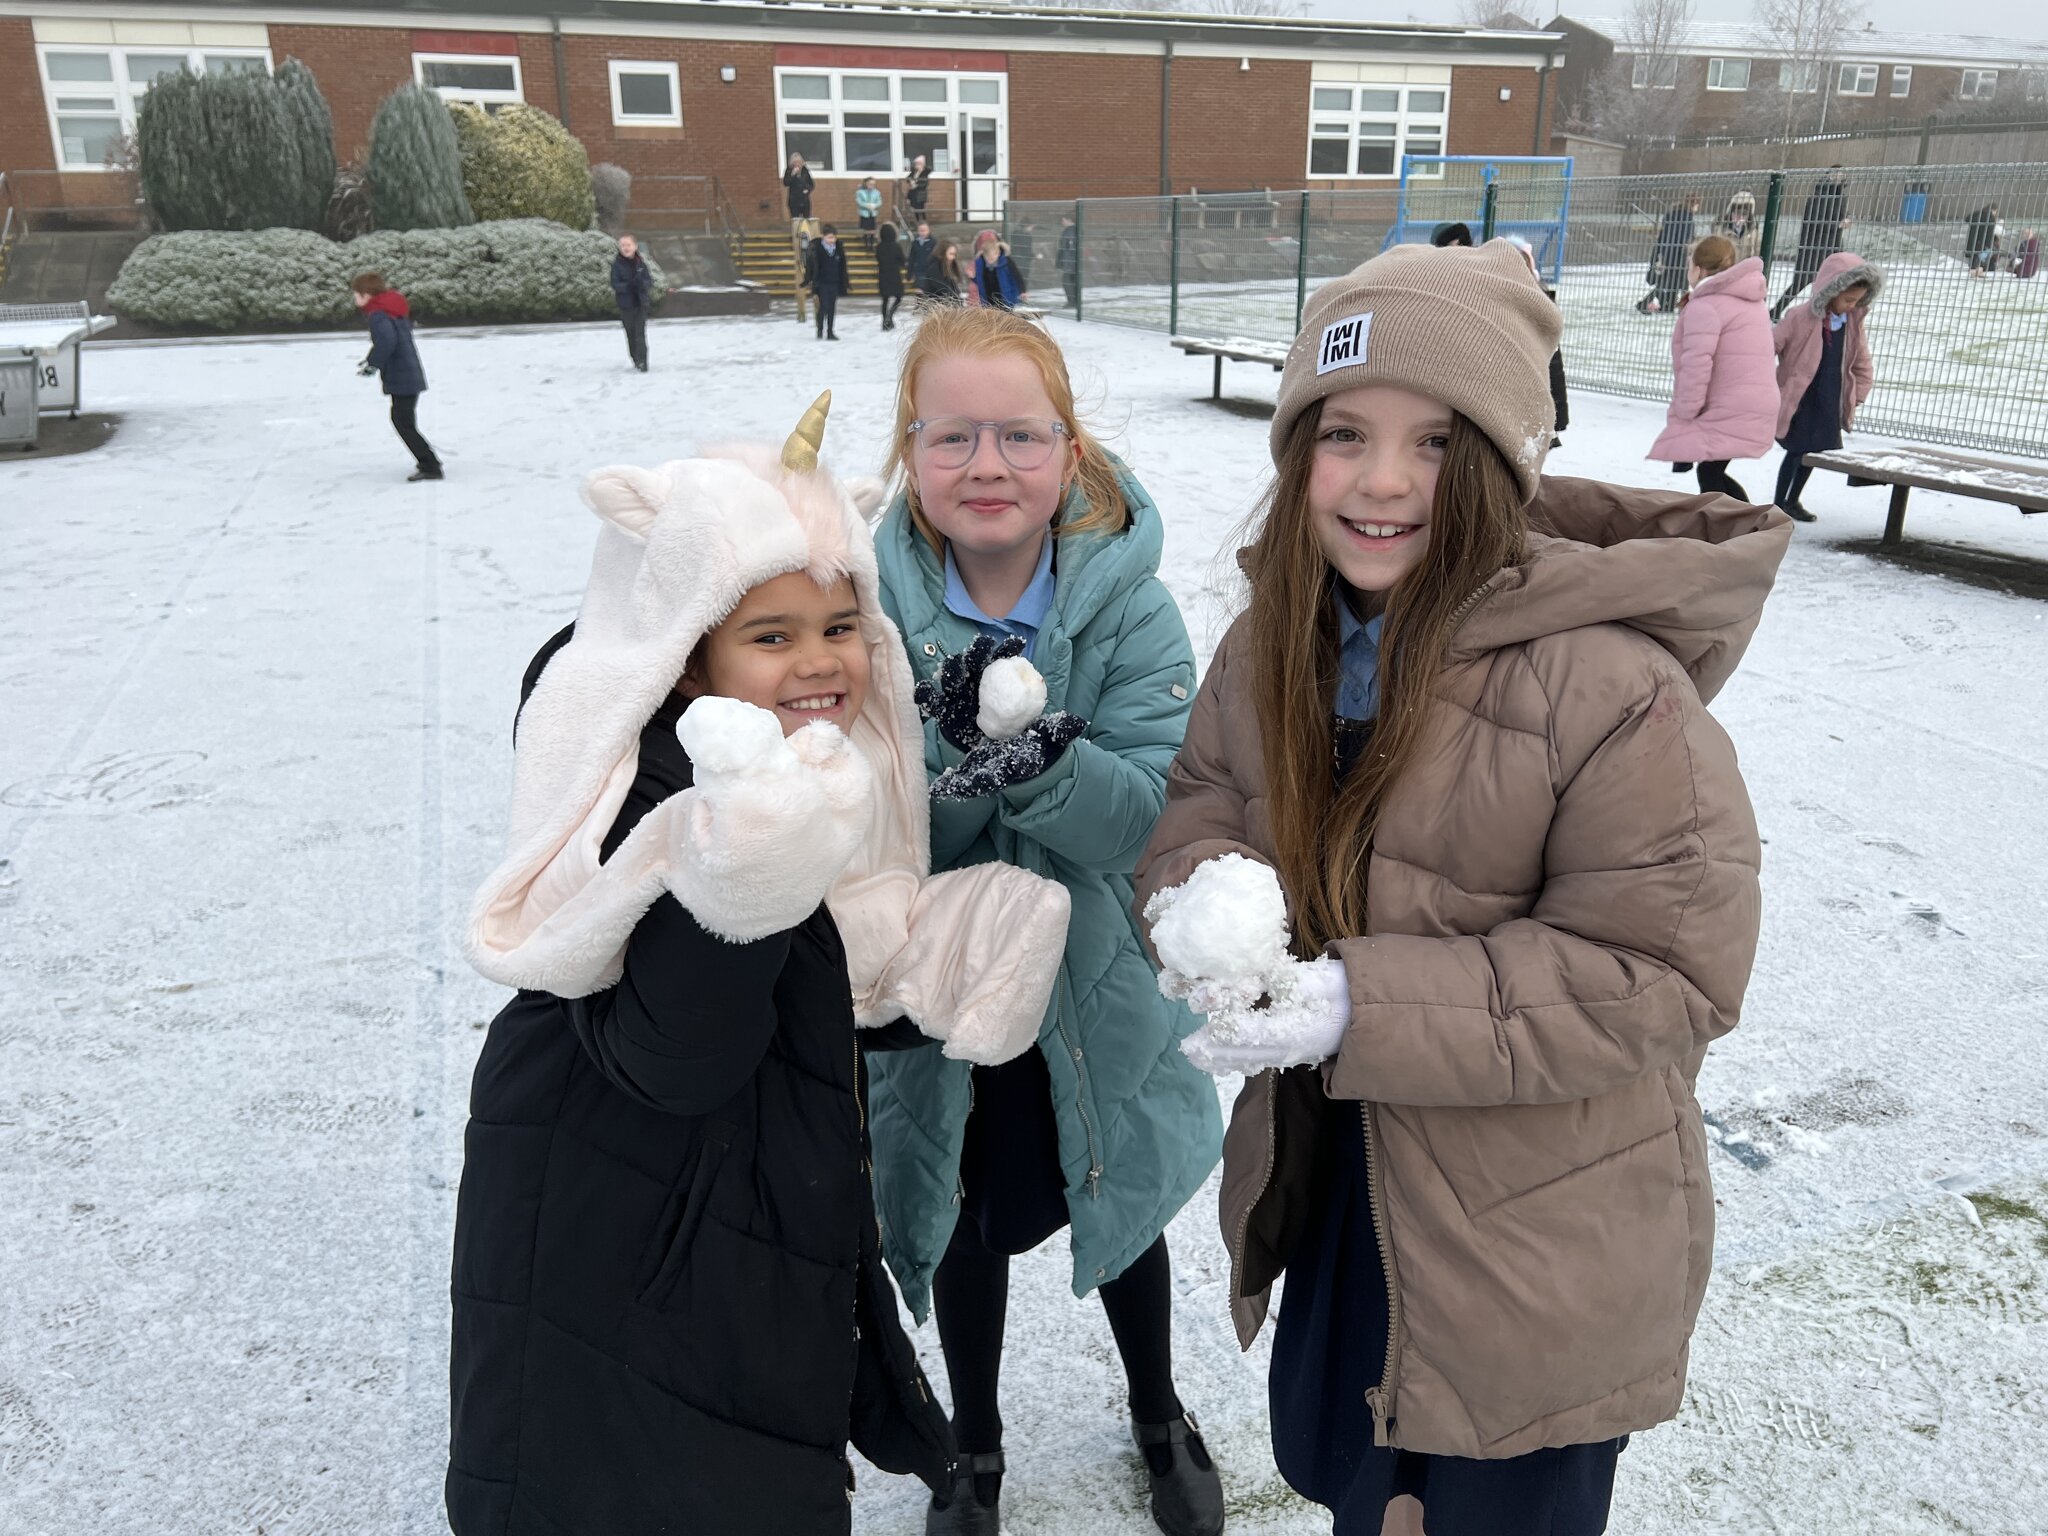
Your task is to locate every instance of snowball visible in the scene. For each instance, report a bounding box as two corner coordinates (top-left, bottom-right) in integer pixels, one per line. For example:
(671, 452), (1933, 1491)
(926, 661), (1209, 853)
(676, 695), (794, 778)
(1145, 853), (1291, 986)
(977, 655), (1047, 741)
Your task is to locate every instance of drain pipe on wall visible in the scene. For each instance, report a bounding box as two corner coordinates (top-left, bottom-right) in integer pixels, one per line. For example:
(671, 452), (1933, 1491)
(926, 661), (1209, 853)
(1531, 57), (1551, 155)
(552, 17), (571, 131)
(1159, 40), (1173, 196)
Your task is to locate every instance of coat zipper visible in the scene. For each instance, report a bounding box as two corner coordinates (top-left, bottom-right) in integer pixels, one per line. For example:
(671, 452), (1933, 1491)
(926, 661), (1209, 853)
(1357, 569), (1497, 1445)
(1226, 1068), (1281, 1326)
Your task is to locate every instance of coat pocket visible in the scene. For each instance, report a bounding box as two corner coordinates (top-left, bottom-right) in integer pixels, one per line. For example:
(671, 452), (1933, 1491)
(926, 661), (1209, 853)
(635, 1119), (734, 1310)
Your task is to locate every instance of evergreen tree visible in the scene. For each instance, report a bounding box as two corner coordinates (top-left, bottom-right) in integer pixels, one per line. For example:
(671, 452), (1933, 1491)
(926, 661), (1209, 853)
(136, 69), (220, 231)
(274, 59), (338, 233)
(368, 84), (475, 232)
(451, 103), (596, 230)
(135, 62), (334, 231)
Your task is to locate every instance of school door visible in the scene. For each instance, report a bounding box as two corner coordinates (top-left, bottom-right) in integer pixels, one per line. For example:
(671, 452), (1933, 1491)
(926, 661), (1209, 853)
(958, 113), (1006, 221)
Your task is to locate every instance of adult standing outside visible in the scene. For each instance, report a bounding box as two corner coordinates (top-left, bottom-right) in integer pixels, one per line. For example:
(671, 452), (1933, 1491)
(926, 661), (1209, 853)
(806, 222), (851, 340)
(876, 222), (908, 331)
(904, 154), (932, 222)
(351, 272), (442, 482)
(609, 233), (653, 373)
(1639, 194), (1701, 314)
(784, 152), (815, 237)
(1772, 167), (1849, 320)
(1056, 212), (1080, 309)
(909, 221), (938, 290)
(1964, 203), (2000, 278)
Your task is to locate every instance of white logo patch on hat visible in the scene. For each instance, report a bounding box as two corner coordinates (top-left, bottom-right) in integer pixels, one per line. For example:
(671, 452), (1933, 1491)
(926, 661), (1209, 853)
(1316, 313), (1371, 375)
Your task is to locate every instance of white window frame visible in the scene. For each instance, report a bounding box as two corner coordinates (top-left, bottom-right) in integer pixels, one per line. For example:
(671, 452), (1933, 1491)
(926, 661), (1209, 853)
(772, 67), (1006, 179)
(1304, 84), (1450, 181)
(36, 43), (272, 171)
(1705, 57), (1750, 92)
(608, 60), (680, 126)
(1890, 65), (1913, 98)
(1960, 68), (1998, 101)
(1630, 55), (1680, 90)
(1781, 60), (1822, 94)
(413, 52), (524, 107)
(1837, 62), (1879, 97)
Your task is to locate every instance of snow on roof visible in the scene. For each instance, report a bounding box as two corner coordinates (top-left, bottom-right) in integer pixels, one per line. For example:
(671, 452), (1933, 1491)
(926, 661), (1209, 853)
(1566, 15), (2048, 67)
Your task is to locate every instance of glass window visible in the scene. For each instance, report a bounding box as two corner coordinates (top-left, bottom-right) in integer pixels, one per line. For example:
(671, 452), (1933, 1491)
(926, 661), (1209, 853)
(902, 77), (947, 103)
(1890, 65), (1912, 97)
(1706, 57), (1750, 91)
(45, 51), (114, 82)
(125, 53), (190, 84)
(1837, 63), (1878, 96)
(1310, 137), (1351, 175)
(1306, 81), (1446, 180)
(205, 55), (269, 77)
(1407, 89), (1446, 112)
(784, 128), (833, 170)
(904, 127), (951, 173)
(1357, 128), (1398, 177)
(1358, 89), (1401, 113)
(959, 79), (1000, 104)
(57, 114), (123, 166)
(1631, 55), (1679, 89)
(1781, 61), (1821, 93)
(782, 74), (830, 99)
(611, 62), (679, 124)
(421, 59), (517, 93)
(1313, 87), (1351, 110)
(842, 75), (889, 101)
(1961, 69), (1997, 100)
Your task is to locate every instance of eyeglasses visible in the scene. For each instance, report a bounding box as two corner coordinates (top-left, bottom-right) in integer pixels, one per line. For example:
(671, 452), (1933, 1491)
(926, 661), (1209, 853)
(906, 417), (1068, 471)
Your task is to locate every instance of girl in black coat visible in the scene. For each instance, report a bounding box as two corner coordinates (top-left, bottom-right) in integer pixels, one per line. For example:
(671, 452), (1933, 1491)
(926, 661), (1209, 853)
(450, 402), (1070, 1536)
(876, 222), (908, 331)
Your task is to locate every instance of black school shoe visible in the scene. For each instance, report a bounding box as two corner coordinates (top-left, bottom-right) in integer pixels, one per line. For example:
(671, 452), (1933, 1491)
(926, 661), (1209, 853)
(925, 1451), (1003, 1535)
(408, 467), (443, 482)
(1782, 502), (1816, 522)
(1134, 1412), (1224, 1536)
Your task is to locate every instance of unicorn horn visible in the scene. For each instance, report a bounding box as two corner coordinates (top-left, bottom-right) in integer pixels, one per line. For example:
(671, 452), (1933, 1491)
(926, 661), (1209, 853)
(781, 390), (832, 474)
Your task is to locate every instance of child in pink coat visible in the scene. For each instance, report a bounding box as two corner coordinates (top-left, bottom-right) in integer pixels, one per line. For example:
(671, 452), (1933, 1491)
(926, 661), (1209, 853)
(1771, 250), (1882, 522)
(1648, 235), (1779, 501)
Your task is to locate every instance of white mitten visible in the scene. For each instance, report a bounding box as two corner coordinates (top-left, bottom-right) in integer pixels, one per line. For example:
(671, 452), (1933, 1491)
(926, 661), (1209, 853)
(976, 654), (1048, 741)
(1144, 853), (1292, 1009)
(666, 696), (873, 942)
(1179, 956), (1351, 1077)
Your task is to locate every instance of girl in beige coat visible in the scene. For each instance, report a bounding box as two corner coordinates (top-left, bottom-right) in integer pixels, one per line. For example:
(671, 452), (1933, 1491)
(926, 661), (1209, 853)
(1134, 243), (1791, 1536)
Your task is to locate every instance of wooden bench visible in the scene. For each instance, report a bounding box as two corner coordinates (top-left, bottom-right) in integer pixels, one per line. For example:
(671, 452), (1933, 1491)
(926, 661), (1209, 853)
(1172, 335), (1288, 401)
(1803, 446), (2048, 547)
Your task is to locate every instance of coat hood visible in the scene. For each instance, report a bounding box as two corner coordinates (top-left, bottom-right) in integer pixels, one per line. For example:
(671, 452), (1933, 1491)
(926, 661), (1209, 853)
(1691, 255), (1767, 305)
(1807, 251), (1883, 315)
(362, 288), (409, 320)
(465, 395), (933, 1003)
(1454, 474), (1792, 703)
(1725, 191), (1756, 212)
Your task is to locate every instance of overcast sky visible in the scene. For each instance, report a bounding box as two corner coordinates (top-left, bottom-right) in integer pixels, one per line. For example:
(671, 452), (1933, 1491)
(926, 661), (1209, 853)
(1300, 0), (2048, 44)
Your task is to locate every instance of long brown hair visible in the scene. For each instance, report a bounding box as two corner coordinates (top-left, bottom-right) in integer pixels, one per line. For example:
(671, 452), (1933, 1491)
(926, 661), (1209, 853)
(1246, 403), (1528, 954)
(884, 305), (1128, 555)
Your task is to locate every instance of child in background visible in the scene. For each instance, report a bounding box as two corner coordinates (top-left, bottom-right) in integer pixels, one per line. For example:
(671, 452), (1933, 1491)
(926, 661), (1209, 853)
(857, 177), (883, 249)
(351, 272), (442, 482)
(920, 241), (966, 306)
(450, 398), (1071, 1535)
(1135, 241), (1789, 1536)
(877, 222), (908, 331)
(1649, 234), (1779, 502)
(1772, 251), (1883, 522)
(868, 307), (1225, 1536)
(805, 223), (851, 341)
(969, 230), (1024, 311)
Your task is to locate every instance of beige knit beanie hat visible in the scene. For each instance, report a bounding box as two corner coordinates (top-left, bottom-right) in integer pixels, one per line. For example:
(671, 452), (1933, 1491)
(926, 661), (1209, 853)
(1270, 239), (1563, 503)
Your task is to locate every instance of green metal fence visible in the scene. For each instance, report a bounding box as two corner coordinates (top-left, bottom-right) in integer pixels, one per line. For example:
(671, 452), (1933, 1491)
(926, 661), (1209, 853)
(1010, 160), (2048, 460)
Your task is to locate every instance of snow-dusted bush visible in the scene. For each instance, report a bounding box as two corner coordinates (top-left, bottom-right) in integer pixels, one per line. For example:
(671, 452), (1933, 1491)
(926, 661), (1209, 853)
(368, 83), (473, 232)
(452, 103), (596, 230)
(107, 220), (668, 329)
(592, 162), (631, 236)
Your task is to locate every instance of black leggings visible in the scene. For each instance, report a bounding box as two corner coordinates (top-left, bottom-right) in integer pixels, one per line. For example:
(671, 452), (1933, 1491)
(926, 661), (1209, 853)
(933, 1220), (1180, 1458)
(1695, 460), (1748, 501)
(389, 394), (439, 473)
(881, 295), (902, 326)
(1775, 454), (1813, 511)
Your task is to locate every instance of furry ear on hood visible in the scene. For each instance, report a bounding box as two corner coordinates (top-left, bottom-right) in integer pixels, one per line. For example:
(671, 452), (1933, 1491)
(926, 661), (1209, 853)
(465, 415), (1069, 1066)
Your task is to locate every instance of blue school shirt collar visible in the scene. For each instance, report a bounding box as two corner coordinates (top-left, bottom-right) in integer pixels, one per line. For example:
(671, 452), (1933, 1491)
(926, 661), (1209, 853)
(943, 534), (1056, 661)
(1335, 593), (1385, 723)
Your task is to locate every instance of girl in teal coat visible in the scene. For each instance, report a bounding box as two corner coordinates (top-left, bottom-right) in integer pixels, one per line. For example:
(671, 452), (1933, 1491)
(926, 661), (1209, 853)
(870, 306), (1226, 1536)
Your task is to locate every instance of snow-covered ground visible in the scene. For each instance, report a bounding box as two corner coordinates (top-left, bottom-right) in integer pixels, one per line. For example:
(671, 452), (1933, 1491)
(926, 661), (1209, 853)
(3, 312), (2045, 1536)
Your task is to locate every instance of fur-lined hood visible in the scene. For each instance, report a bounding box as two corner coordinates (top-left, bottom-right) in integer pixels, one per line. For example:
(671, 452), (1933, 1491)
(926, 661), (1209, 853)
(464, 396), (1069, 1062)
(1805, 251), (1883, 316)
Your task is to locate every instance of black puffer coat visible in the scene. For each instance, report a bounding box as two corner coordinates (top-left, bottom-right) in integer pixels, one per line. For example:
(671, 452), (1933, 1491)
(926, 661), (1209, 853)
(447, 633), (955, 1535)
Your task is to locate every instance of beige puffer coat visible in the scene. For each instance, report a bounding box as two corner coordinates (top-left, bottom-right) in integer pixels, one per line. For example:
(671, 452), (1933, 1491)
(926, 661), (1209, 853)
(1133, 476), (1791, 1460)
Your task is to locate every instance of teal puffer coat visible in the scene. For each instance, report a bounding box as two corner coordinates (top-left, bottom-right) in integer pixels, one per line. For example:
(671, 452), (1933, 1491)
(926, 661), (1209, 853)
(869, 466), (1224, 1319)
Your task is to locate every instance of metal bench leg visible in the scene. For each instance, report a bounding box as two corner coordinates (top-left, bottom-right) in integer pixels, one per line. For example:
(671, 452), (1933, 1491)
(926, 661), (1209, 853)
(1212, 355), (1223, 402)
(1882, 483), (1910, 547)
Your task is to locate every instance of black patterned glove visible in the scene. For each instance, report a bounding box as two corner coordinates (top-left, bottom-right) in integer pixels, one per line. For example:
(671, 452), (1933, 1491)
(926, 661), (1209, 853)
(913, 634), (1025, 753)
(930, 709), (1088, 801)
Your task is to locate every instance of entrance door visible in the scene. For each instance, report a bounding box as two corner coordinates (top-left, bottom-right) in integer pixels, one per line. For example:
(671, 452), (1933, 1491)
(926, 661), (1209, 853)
(959, 114), (1004, 221)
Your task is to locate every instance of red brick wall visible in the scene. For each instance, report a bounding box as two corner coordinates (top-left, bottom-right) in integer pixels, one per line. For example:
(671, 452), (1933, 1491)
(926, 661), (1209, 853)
(1170, 57), (1311, 191)
(1, 18), (57, 174)
(269, 24), (420, 163)
(1007, 51), (1162, 200)
(1446, 64), (1545, 158)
